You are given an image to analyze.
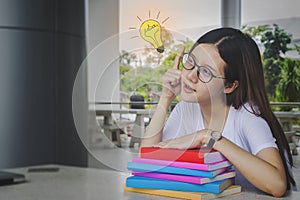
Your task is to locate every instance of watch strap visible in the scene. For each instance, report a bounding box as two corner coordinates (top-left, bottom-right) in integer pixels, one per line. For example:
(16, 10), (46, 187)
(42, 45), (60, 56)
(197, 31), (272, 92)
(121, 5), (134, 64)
(206, 130), (222, 150)
(206, 138), (215, 150)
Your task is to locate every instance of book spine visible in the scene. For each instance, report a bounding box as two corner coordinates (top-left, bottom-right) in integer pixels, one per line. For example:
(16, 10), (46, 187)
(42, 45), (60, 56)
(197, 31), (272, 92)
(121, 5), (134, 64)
(124, 185), (242, 200)
(127, 162), (219, 178)
(132, 170), (236, 185)
(132, 157), (209, 171)
(140, 147), (226, 164)
(126, 176), (226, 194)
(132, 171), (202, 184)
(124, 186), (203, 200)
(140, 148), (205, 163)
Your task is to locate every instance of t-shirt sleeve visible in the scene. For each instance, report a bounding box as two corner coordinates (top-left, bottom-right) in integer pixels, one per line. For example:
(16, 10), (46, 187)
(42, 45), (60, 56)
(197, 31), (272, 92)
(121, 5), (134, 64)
(162, 102), (186, 141)
(241, 114), (278, 155)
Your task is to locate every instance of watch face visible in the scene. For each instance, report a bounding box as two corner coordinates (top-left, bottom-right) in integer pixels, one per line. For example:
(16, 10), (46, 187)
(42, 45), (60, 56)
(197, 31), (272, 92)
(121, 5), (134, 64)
(211, 131), (221, 140)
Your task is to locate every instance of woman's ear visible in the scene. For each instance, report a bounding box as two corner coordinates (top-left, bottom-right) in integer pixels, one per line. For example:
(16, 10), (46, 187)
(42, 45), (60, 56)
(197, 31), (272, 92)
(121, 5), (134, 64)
(224, 80), (239, 94)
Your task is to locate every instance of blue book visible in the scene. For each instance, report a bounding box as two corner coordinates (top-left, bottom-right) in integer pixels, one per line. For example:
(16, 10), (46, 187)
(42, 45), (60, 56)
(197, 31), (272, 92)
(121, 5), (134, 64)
(126, 176), (234, 194)
(127, 162), (227, 178)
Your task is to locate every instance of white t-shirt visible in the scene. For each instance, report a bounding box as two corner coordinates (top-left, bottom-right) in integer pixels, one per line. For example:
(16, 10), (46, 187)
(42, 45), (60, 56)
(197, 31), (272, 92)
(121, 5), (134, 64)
(163, 101), (278, 154)
(162, 101), (279, 191)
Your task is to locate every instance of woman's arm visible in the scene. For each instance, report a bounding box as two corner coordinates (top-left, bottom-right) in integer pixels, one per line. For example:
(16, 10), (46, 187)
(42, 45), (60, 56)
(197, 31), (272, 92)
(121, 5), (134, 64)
(141, 48), (184, 147)
(140, 97), (171, 147)
(157, 132), (287, 197)
(214, 137), (287, 197)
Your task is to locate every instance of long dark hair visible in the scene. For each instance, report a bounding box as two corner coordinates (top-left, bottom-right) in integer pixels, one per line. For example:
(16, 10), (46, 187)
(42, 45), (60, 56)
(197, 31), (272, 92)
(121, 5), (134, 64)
(192, 27), (295, 189)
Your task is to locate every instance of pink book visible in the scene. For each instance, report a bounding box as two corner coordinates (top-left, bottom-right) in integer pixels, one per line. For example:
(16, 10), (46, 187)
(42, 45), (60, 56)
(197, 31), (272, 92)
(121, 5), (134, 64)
(132, 170), (236, 184)
(132, 157), (231, 171)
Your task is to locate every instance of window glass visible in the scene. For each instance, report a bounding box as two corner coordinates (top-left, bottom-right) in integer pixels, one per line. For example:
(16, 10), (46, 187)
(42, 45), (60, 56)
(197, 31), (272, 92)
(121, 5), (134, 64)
(119, 0), (220, 104)
(242, 0), (300, 58)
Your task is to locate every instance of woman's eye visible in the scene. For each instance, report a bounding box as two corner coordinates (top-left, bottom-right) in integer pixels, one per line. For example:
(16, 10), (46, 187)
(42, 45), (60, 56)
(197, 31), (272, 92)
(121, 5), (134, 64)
(187, 56), (194, 65)
(201, 67), (212, 76)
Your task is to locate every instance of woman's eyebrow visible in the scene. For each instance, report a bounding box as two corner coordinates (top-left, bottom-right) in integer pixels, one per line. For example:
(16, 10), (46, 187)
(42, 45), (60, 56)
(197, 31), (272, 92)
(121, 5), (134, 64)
(190, 53), (219, 73)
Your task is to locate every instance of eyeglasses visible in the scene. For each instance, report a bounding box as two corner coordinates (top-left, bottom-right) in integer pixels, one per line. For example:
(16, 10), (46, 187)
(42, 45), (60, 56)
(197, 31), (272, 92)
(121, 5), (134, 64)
(181, 53), (227, 83)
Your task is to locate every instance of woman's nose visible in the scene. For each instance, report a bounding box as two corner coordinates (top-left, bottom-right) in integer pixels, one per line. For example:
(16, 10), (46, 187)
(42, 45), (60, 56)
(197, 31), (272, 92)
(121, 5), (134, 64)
(186, 68), (198, 83)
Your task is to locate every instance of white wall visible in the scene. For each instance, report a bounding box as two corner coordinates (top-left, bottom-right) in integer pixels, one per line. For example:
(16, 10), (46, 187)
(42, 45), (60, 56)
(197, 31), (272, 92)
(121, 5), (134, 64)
(87, 0), (120, 104)
(86, 0), (120, 169)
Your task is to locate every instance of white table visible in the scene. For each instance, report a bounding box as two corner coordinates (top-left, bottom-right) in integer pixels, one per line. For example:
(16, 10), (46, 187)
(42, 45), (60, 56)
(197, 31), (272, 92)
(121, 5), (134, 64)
(95, 109), (154, 147)
(1, 164), (299, 200)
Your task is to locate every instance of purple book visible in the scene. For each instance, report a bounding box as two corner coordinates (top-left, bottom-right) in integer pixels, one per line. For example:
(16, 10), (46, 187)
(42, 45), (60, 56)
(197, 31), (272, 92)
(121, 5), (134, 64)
(132, 170), (236, 185)
(132, 157), (231, 171)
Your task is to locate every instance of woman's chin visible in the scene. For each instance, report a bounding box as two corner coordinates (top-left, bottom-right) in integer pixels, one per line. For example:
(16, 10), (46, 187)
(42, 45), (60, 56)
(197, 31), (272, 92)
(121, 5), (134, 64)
(180, 92), (198, 102)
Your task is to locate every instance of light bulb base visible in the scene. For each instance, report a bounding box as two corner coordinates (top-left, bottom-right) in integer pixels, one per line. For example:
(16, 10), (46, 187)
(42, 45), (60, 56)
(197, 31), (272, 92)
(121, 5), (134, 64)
(156, 46), (164, 53)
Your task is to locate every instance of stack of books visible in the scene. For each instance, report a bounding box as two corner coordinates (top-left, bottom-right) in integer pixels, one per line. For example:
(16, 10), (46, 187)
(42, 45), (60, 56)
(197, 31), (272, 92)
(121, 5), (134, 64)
(125, 147), (242, 200)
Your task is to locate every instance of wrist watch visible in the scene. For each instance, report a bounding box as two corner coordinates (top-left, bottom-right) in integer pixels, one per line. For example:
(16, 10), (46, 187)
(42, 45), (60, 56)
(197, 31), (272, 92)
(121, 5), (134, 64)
(206, 130), (222, 150)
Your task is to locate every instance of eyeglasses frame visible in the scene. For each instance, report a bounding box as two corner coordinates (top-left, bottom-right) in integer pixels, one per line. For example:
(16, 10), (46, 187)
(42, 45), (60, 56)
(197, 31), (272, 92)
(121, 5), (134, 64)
(181, 53), (227, 83)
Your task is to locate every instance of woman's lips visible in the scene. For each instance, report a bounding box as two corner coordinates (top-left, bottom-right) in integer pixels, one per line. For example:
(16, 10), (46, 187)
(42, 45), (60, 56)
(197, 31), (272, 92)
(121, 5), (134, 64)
(183, 83), (196, 93)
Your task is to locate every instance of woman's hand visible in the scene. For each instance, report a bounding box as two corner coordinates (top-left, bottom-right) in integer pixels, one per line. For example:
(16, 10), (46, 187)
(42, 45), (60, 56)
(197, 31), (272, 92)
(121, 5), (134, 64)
(141, 48), (185, 148)
(161, 48), (184, 101)
(154, 129), (210, 149)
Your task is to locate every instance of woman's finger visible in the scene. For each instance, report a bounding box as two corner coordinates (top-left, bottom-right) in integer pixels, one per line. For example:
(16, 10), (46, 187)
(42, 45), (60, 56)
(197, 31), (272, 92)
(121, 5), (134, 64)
(165, 74), (180, 86)
(173, 47), (185, 70)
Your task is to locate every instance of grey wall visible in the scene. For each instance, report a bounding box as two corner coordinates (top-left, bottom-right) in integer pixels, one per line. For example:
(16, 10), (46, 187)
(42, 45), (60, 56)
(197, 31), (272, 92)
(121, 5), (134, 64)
(54, 0), (88, 167)
(221, 0), (241, 28)
(0, 0), (88, 168)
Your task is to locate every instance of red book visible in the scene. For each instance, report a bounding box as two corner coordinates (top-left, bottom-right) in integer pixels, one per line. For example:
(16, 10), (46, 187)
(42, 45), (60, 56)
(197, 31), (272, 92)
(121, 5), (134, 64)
(140, 147), (226, 164)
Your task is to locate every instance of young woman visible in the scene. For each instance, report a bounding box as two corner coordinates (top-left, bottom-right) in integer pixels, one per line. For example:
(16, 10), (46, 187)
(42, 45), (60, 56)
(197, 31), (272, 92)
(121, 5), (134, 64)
(140, 27), (296, 197)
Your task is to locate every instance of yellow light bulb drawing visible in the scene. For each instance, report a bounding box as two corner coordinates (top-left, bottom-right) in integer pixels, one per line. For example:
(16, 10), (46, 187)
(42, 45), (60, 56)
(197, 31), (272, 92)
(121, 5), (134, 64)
(139, 19), (164, 53)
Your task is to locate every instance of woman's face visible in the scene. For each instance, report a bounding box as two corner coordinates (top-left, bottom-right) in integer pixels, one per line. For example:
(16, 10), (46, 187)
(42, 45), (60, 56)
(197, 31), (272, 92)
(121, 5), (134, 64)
(180, 43), (227, 104)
